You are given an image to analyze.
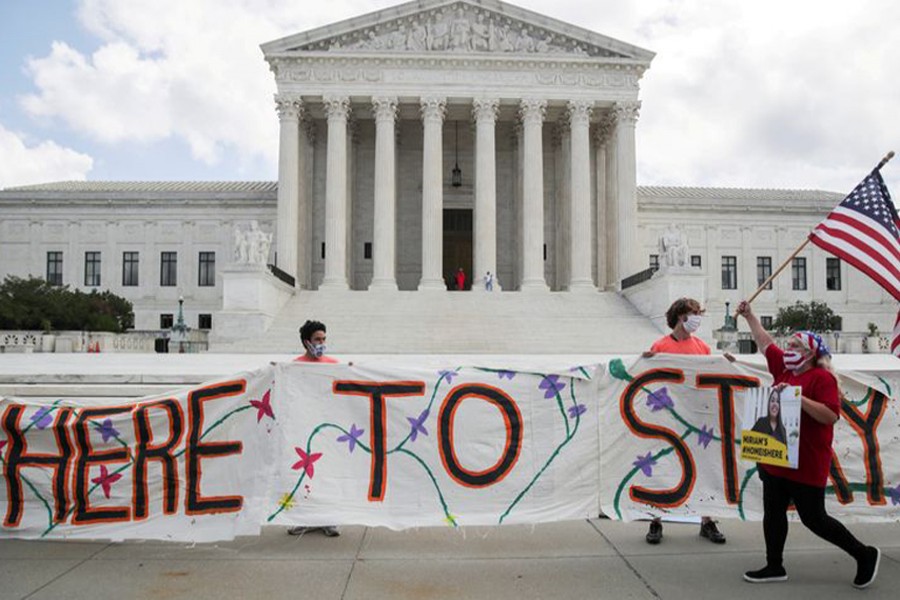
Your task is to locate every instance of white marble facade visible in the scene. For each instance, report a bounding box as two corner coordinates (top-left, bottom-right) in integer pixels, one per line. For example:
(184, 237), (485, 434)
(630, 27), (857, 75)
(0, 0), (896, 339)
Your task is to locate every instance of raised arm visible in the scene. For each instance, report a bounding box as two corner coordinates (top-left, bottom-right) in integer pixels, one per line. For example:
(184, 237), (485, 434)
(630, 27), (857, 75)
(735, 300), (776, 354)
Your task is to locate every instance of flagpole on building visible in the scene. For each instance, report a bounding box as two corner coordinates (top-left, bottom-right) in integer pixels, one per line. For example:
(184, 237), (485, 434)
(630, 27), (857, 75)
(746, 151), (895, 305)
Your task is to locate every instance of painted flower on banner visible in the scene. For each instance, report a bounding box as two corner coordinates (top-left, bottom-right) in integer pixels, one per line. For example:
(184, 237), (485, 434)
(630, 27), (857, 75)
(292, 448), (323, 478)
(278, 492), (296, 511)
(439, 369), (459, 384)
(888, 484), (900, 506)
(407, 410), (429, 442)
(538, 374), (565, 399)
(633, 452), (657, 477)
(444, 513), (458, 527)
(96, 418), (120, 444)
(497, 370), (516, 380)
(608, 359), (633, 382)
(249, 390), (275, 423)
(646, 387), (673, 412)
(568, 404), (587, 418)
(337, 424), (364, 453)
(697, 425), (714, 449)
(91, 464), (123, 499)
(30, 407), (53, 430)
(0, 440), (6, 452)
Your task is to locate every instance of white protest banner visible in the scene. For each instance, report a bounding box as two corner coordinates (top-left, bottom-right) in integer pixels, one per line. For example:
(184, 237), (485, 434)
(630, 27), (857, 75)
(265, 362), (600, 529)
(599, 355), (900, 523)
(0, 368), (277, 541)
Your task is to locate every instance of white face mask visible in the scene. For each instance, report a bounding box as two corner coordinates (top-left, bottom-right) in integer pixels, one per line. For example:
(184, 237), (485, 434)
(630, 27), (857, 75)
(683, 314), (702, 333)
(782, 350), (807, 371)
(306, 341), (326, 358)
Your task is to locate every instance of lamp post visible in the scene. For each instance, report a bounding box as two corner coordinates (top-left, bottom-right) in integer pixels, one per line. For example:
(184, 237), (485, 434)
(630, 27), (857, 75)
(713, 300), (739, 352)
(171, 295), (189, 353)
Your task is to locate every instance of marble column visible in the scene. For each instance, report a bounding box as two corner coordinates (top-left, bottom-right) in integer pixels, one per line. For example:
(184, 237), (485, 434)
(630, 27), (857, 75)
(593, 116), (612, 290)
(369, 96), (399, 290)
(473, 97), (500, 292)
(568, 100), (595, 291)
(296, 120), (315, 289)
(613, 101), (640, 286)
(519, 98), (548, 291)
(418, 96), (447, 290)
(321, 95), (351, 290)
(274, 93), (302, 283)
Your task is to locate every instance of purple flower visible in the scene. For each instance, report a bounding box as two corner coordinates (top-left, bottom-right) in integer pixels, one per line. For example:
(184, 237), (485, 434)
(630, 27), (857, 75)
(697, 424), (714, 449)
(337, 424), (364, 453)
(646, 387), (673, 412)
(30, 407), (53, 430)
(438, 370), (458, 384)
(568, 404), (587, 418)
(96, 418), (120, 444)
(407, 409), (429, 442)
(497, 370), (516, 380)
(539, 375), (566, 399)
(888, 484), (900, 506)
(633, 452), (657, 477)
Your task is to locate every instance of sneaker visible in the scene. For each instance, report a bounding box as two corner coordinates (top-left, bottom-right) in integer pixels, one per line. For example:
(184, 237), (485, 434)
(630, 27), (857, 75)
(287, 526), (310, 536)
(699, 520), (726, 544)
(853, 546), (880, 589)
(645, 521), (663, 544)
(743, 565), (788, 583)
(321, 526), (341, 538)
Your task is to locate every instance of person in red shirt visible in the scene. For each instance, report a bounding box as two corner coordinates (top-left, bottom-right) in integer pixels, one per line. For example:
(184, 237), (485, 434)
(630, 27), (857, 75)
(289, 319), (339, 537)
(736, 300), (879, 588)
(293, 319), (339, 364)
(455, 267), (466, 291)
(642, 298), (724, 544)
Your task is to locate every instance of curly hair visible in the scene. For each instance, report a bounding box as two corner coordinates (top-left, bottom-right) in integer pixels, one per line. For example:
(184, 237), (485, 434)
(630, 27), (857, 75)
(665, 298), (702, 330)
(299, 320), (326, 343)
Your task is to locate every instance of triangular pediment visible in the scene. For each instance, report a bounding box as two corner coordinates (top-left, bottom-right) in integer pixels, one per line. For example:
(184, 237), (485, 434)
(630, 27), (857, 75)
(262, 0), (654, 61)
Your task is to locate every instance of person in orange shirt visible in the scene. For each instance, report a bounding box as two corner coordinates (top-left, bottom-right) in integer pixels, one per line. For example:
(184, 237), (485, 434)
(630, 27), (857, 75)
(293, 319), (339, 364)
(289, 319), (339, 537)
(642, 297), (725, 545)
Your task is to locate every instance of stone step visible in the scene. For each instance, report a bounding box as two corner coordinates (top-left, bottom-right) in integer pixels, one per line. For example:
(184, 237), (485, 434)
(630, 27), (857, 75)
(213, 290), (664, 354)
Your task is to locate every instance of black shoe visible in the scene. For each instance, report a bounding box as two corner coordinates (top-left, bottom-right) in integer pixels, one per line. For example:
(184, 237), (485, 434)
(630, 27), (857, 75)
(854, 547), (880, 589)
(699, 520), (726, 544)
(645, 521), (662, 544)
(287, 526), (310, 536)
(321, 526), (341, 538)
(743, 565), (788, 583)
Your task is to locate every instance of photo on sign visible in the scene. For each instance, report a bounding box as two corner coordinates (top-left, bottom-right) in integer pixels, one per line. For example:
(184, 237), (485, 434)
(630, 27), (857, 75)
(740, 386), (801, 469)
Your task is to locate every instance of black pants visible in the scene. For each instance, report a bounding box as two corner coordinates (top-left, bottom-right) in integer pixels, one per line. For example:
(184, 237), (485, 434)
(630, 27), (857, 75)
(761, 470), (867, 568)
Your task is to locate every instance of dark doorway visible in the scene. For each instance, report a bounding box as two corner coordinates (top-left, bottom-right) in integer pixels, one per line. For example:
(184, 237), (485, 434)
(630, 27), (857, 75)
(443, 209), (473, 290)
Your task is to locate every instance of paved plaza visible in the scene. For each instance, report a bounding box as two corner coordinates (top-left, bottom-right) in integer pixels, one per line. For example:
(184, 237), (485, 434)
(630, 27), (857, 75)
(1, 518), (898, 599)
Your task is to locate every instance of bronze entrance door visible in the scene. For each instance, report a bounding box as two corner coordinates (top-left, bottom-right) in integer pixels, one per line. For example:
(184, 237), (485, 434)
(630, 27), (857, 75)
(443, 209), (473, 290)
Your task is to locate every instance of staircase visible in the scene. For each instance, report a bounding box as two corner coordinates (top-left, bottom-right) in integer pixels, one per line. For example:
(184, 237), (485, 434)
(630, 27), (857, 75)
(212, 290), (664, 354)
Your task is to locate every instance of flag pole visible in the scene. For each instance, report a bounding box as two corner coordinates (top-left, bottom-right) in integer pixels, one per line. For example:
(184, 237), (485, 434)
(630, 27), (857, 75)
(746, 238), (810, 304)
(874, 150), (894, 172)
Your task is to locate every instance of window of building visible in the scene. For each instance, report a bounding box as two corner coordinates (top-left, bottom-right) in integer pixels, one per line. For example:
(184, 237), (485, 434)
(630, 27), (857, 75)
(792, 257), (807, 290)
(826, 257), (841, 291)
(760, 316), (773, 329)
(84, 251), (101, 287)
(198, 252), (216, 287)
(160, 314), (174, 329)
(160, 252), (177, 287)
(364, 242), (372, 260)
(198, 313), (212, 330)
(721, 256), (737, 290)
(690, 255), (702, 268)
(46, 251), (63, 286)
(321, 242), (326, 260)
(649, 254), (659, 272)
(756, 256), (773, 290)
(123, 252), (139, 286)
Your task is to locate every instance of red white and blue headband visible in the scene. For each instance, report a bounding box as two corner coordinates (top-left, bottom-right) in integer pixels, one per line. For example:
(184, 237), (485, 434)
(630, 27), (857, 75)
(792, 331), (831, 358)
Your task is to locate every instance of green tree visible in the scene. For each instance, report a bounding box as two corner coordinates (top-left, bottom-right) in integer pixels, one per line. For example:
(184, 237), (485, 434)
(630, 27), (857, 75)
(772, 300), (841, 334)
(0, 276), (134, 332)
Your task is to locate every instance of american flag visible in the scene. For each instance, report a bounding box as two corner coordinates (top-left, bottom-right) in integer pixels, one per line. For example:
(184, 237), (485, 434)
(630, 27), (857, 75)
(808, 170), (900, 357)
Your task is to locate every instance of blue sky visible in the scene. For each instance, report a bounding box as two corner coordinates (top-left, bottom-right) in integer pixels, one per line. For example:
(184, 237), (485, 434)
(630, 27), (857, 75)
(1, 0), (897, 196)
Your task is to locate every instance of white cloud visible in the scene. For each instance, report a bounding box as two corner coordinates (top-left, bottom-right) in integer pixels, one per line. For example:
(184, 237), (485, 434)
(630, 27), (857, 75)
(0, 122), (93, 189)
(14, 0), (900, 194)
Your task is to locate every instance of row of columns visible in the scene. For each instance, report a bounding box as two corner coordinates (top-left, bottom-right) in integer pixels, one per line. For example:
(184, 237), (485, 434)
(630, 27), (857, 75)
(275, 94), (639, 292)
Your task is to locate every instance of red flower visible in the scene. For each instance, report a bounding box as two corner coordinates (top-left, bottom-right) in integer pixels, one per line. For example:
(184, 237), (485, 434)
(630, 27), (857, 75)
(91, 464), (123, 499)
(291, 447), (322, 478)
(249, 390), (274, 422)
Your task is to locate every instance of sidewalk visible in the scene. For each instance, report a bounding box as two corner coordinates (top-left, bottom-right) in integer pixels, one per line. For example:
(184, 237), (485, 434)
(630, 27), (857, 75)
(2, 519), (897, 599)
